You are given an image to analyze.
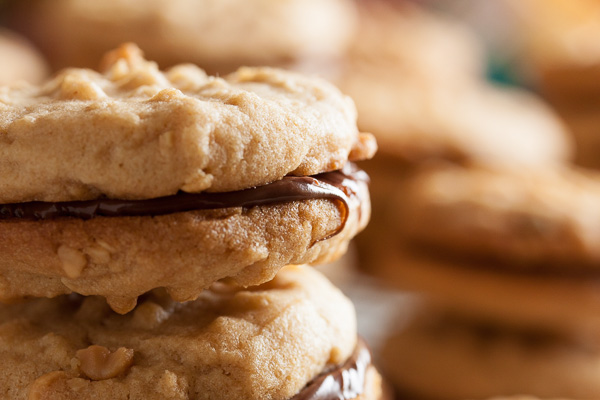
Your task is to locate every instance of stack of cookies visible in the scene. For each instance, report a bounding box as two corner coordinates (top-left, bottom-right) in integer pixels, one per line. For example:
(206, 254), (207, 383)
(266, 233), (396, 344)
(0, 44), (385, 400)
(378, 163), (600, 399)
(334, 1), (600, 399)
(343, 0), (573, 278)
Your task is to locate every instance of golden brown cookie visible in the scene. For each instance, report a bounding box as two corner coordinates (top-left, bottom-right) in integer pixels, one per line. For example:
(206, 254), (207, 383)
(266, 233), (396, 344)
(382, 308), (600, 400)
(0, 265), (384, 400)
(8, 0), (358, 73)
(0, 44), (374, 203)
(0, 28), (48, 85)
(0, 44), (375, 313)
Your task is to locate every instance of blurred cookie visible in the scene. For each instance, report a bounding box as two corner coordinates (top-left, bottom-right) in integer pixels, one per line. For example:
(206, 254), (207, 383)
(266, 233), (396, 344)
(382, 309), (600, 400)
(341, 1), (572, 279)
(0, 28), (48, 85)
(504, 0), (600, 169)
(8, 0), (357, 73)
(337, 1), (570, 167)
(505, 0), (600, 102)
(372, 164), (600, 336)
(0, 44), (375, 313)
(0, 265), (384, 400)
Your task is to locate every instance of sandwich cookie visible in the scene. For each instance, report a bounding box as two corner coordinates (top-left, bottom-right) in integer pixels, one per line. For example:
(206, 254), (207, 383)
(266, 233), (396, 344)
(383, 308), (600, 400)
(375, 164), (600, 337)
(0, 44), (376, 313)
(0, 265), (386, 400)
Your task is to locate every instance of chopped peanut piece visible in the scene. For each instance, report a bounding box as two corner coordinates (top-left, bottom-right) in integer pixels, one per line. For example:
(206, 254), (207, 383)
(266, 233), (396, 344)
(76, 345), (134, 380)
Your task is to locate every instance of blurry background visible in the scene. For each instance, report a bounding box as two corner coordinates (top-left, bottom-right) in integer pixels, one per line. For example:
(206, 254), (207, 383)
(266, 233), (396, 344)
(3, 1), (600, 399)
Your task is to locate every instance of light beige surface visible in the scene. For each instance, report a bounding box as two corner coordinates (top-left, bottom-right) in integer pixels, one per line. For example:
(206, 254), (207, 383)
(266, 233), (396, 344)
(0, 265), (357, 400)
(11, 0), (358, 71)
(0, 43), (375, 203)
(383, 310), (600, 400)
(0, 29), (48, 85)
(0, 174), (370, 313)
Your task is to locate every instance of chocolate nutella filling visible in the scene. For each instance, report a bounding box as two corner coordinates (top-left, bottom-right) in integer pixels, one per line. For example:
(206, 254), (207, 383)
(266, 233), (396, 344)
(0, 164), (368, 225)
(292, 338), (372, 400)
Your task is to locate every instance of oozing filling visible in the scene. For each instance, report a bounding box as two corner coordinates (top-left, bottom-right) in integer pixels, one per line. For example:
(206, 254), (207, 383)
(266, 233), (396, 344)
(0, 163), (367, 218)
(292, 338), (372, 400)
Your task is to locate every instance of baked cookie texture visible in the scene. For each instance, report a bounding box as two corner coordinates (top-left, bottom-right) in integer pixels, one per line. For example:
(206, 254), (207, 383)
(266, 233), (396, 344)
(0, 181), (370, 313)
(0, 44), (374, 313)
(0, 43), (375, 203)
(0, 28), (48, 85)
(0, 265), (364, 400)
(7, 0), (358, 72)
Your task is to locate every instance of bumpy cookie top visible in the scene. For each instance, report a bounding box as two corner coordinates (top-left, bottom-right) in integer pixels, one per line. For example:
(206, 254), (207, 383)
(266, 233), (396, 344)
(0, 44), (374, 203)
(0, 265), (357, 400)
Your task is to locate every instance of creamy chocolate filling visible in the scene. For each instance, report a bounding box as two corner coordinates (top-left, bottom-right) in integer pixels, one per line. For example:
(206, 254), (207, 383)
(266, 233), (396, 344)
(0, 164), (368, 224)
(292, 338), (372, 400)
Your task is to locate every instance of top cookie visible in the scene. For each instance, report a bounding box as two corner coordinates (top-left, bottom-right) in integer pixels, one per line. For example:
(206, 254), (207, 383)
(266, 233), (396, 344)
(0, 44), (374, 203)
(8, 0), (358, 71)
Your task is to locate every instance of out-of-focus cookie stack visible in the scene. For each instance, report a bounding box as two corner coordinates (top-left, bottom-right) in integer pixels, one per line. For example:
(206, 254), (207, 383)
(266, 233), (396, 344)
(342, 0), (572, 278)
(503, 0), (600, 170)
(380, 164), (600, 399)
(0, 42), (388, 399)
(335, 1), (600, 399)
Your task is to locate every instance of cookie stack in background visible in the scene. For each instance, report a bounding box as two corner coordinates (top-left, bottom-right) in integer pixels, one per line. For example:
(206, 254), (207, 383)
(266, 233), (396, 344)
(499, 0), (600, 170)
(331, 1), (600, 399)
(0, 44), (388, 399)
(379, 164), (600, 399)
(339, 0), (573, 276)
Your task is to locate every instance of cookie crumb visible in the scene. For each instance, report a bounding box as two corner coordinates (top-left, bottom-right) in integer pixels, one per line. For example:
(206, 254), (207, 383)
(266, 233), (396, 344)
(76, 345), (134, 380)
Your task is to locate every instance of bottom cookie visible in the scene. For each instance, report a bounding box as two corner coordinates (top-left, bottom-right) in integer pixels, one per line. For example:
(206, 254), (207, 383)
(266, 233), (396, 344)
(382, 309), (600, 400)
(0, 265), (384, 400)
